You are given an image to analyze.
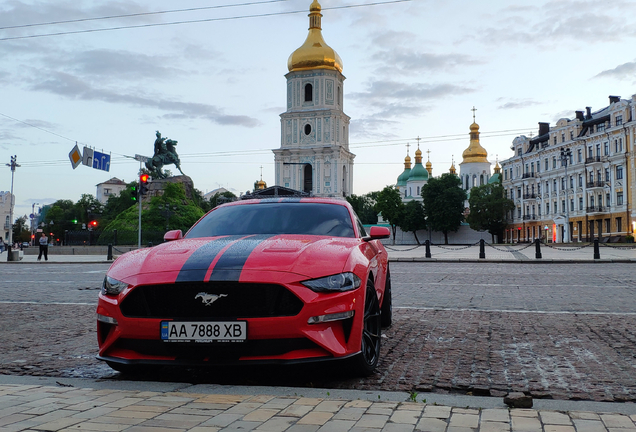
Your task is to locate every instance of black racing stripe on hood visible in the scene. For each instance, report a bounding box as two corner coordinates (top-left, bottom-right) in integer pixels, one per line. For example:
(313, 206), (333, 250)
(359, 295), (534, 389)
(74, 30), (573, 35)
(209, 234), (276, 281)
(176, 236), (243, 282)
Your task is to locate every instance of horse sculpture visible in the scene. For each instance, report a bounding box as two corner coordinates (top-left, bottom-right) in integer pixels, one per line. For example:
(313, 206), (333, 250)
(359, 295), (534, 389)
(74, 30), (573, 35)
(145, 131), (185, 179)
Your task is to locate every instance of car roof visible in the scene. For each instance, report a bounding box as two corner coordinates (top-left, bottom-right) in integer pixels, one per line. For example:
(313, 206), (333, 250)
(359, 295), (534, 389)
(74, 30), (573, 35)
(220, 197), (351, 208)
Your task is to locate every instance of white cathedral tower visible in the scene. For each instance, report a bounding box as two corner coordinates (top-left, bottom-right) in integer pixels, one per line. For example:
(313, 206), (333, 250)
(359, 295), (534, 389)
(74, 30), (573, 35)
(273, 0), (355, 196)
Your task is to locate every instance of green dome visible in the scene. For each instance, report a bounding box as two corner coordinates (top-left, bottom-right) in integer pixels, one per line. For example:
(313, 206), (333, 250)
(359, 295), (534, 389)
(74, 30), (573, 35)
(488, 173), (501, 184)
(397, 168), (411, 187)
(408, 163), (428, 181)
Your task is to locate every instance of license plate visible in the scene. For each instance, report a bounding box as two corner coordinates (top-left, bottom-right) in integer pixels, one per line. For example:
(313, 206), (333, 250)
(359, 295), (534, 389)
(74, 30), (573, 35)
(160, 321), (247, 343)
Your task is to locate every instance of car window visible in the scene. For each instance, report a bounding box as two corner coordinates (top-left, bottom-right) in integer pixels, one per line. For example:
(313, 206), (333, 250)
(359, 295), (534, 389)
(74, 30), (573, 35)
(186, 203), (356, 238)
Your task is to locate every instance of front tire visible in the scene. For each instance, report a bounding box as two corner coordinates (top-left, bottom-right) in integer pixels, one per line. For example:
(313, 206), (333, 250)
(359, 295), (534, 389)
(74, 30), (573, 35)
(350, 277), (381, 376)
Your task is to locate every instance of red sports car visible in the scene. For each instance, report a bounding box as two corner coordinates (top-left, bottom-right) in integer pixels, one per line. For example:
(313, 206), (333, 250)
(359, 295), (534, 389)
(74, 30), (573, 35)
(96, 197), (391, 375)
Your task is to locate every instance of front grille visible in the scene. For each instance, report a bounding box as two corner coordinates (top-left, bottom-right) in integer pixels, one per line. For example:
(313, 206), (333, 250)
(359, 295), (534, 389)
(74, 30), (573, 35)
(115, 338), (321, 363)
(120, 282), (303, 319)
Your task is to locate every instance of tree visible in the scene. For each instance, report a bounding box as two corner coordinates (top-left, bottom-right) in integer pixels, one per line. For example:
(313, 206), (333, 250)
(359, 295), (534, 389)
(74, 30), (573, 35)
(102, 183), (138, 227)
(41, 199), (78, 240)
(398, 200), (427, 245)
(12, 215), (31, 243)
(374, 186), (404, 244)
(421, 173), (466, 244)
(346, 193), (378, 225)
(467, 182), (515, 243)
(209, 191), (237, 208)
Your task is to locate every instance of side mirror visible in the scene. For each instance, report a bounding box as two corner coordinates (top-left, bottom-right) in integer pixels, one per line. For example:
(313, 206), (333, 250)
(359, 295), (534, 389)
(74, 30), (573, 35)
(367, 226), (390, 240)
(164, 230), (183, 242)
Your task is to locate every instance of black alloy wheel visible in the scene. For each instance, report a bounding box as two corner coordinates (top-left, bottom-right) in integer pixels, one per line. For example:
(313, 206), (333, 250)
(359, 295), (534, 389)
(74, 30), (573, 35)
(351, 277), (381, 376)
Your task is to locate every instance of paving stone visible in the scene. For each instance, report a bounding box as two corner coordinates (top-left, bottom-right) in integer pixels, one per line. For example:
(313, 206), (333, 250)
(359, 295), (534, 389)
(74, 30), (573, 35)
(544, 426), (576, 432)
(203, 413), (244, 427)
(481, 409), (510, 423)
(511, 416), (542, 431)
(297, 411), (334, 426)
(571, 412), (601, 420)
(601, 414), (636, 429)
(243, 408), (280, 422)
(279, 404), (314, 418)
(355, 414), (390, 429)
(422, 406), (452, 419)
(389, 409), (421, 425)
(539, 411), (571, 425)
(479, 421), (510, 432)
(32, 416), (85, 431)
(314, 400), (346, 412)
(448, 413), (479, 429)
(255, 416), (298, 431)
(572, 419), (609, 432)
(316, 419), (356, 432)
(382, 422), (416, 432)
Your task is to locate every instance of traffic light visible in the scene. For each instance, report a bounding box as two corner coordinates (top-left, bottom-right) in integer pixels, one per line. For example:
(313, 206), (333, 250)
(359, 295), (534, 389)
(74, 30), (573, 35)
(139, 174), (150, 196)
(90, 221), (98, 228)
(131, 185), (138, 201)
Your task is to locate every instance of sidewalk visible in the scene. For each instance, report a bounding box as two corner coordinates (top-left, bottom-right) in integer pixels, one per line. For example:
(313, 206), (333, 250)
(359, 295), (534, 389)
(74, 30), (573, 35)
(1, 375), (636, 432)
(1, 242), (635, 264)
(386, 242), (636, 263)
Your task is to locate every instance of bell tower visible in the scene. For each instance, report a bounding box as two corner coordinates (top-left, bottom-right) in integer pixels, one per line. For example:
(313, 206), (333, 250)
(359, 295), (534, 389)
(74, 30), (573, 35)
(273, 0), (354, 196)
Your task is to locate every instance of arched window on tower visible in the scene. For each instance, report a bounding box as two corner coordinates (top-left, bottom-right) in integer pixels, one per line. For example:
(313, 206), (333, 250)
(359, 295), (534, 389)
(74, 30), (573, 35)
(304, 84), (313, 102)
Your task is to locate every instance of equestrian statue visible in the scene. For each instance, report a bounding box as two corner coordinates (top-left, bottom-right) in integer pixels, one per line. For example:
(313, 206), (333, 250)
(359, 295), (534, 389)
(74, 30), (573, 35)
(145, 131), (185, 179)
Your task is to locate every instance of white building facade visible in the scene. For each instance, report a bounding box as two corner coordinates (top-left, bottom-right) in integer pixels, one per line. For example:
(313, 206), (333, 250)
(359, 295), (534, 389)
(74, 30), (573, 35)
(501, 95), (635, 243)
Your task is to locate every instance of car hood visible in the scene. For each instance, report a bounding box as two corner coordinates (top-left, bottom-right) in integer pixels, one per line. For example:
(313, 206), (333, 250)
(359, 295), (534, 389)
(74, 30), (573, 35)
(108, 235), (361, 283)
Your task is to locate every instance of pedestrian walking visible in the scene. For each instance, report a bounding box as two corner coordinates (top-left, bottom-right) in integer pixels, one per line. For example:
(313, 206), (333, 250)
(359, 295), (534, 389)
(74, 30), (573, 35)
(38, 232), (48, 261)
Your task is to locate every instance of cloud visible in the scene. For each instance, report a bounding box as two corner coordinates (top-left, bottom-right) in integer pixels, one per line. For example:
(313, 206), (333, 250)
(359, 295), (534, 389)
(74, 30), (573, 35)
(474, 1), (636, 46)
(594, 61), (636, 81)
(373, 50), (483, 76)
(496, 98), (542, 110)
(30, 71), (261, 127)
(68, 49), (183, 80)
(349, 80), (473, 103)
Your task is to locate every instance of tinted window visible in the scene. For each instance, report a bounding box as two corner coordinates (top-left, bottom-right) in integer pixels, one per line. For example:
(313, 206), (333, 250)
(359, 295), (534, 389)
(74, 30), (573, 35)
(187, 203), (355, 238)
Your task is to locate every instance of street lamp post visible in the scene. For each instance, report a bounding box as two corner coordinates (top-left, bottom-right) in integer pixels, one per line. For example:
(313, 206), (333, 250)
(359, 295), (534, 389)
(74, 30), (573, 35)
(31, 202), (39, 246)
(6, 156), (20, 261)
(158, 204), (178, 231)
(560, 147), (572, 243)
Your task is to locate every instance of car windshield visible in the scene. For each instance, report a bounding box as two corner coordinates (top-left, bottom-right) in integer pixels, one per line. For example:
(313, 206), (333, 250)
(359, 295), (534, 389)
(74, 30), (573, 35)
(186, 202), (356, 238)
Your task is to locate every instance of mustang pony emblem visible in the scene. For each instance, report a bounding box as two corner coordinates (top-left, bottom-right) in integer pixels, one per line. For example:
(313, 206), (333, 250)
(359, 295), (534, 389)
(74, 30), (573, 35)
(195, 292), (228, 306)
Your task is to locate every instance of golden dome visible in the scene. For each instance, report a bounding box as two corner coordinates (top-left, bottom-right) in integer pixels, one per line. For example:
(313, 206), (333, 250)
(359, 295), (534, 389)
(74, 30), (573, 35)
(287, 0), (343, 73)
(461, 121), (489, 164)
(494, 161), (501, 173)
(404, 154), (412, 168)
(414, 147), (422, 163)
(449, 163), (457, 174)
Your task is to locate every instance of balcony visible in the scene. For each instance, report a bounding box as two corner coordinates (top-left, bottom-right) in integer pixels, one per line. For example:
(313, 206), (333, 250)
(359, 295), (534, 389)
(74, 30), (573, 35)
(586, 181), (605, 188)
(523, 193), (537, 199)
(585, 156), (601, 164)
(586, 206), (606, 213)
(522, 215), (537, 220)
(522, 173), (536, 179)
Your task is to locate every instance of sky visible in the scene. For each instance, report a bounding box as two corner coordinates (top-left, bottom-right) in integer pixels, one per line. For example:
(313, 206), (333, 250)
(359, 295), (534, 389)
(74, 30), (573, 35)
(2, 0), (636, 220)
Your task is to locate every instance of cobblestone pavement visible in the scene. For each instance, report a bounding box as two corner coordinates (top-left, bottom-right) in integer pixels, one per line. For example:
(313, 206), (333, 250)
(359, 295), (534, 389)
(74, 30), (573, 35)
(1, 382), (636, 432)
(1, 262), (636, 404)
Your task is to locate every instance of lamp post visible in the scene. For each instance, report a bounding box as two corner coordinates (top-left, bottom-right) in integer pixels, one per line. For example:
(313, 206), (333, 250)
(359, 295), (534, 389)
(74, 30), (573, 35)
(6, 156), (20, 261)
(560, 147), (572, 243)
(31, 203), (39, 246)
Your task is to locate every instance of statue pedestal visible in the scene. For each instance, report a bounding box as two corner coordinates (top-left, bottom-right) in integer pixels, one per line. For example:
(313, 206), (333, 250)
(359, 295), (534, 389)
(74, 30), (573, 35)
(146, 175), (194, 200)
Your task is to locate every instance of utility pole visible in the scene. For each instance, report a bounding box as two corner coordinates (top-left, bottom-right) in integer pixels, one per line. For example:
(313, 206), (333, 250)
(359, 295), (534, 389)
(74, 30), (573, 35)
(6, 155), (20, 261)
(560, 147), (572, 243)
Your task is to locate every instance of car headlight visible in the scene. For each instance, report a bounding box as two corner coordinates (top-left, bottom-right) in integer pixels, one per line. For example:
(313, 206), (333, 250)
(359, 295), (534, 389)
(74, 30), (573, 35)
(301, 273), (361, 293)
(101, 276), (128, 296)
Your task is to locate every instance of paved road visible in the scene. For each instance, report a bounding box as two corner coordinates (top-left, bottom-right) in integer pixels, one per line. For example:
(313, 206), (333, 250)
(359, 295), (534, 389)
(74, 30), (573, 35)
(1, 262), (635, 402)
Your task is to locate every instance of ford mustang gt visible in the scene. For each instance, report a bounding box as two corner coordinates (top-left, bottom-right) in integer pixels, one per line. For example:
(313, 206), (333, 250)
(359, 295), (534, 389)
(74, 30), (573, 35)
(97, 197), (391, 376)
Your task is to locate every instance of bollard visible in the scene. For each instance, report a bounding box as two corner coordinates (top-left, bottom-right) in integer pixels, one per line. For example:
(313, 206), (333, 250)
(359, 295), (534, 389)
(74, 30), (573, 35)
(479, 239), (485, 259)
(425, 240), (431, 258)
(535, 239), (542, 259)
(107, 244), (113, 260)
(593, 239), (600, 259)
(148, 242), (153, 248)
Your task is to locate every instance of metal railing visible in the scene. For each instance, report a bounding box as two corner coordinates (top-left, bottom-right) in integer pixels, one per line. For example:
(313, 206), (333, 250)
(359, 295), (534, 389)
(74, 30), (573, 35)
(523, 193), (537, 199)
(522, 173), (536, 179)
(586, 206), (606, 213)
(585, 156), (601, 163)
